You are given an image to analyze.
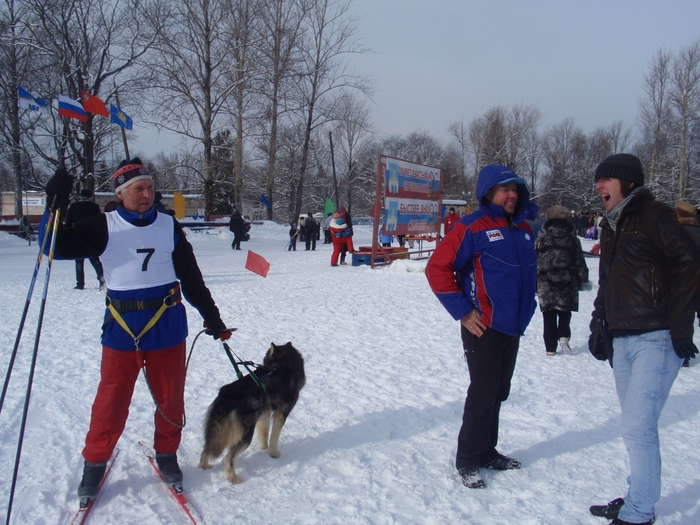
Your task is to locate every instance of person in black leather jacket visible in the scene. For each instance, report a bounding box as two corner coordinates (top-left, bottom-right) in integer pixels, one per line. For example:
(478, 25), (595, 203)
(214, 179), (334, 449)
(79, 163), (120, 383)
(588, 154), (700, 525)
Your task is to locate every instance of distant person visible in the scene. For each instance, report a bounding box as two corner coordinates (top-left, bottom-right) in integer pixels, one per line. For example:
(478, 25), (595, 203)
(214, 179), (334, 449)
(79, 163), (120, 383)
(426, 164), (538, 489)
(379, 226), (393, 247)
(153, 191), (167, 214)
(588, 154), (700, 525)
(304, 213), (319, 251)
(329, 209), (355, 266)
(444, 207), (460, 234)
(578, 212), (591, 237)
(288, 222), (298, 251)
(568, 209), (578, 234)
(337, 207), (354, 265)
(528, 208), (545, 239)
(322, 212), (333, 244)
(229, 210), (246, 250)
(535, 205), (589, 356)
(65, 189), (105, 290)
(153, 191), (175, 217)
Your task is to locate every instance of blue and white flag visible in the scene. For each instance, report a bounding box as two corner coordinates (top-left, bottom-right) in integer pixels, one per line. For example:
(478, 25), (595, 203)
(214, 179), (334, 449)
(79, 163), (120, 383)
(18, 86), (47, 114)
(110, 103), (133, 130)
(260, 193), (272, 208)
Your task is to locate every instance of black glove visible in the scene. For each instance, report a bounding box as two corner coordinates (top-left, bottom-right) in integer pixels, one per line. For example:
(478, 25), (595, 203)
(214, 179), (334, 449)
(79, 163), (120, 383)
(588, 332), (608, 361)
(671, 336), (699, 360)
(45, 168), (73, 213)
(203, 320), (235, 341)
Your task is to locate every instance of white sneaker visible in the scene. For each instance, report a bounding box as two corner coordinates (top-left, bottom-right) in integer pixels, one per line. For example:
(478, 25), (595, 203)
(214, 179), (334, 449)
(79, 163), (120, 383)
(559, 337), (571, 354)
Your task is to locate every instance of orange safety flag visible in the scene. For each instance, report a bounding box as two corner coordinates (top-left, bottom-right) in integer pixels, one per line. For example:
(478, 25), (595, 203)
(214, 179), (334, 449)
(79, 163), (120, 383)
(245, 250), (270, 278)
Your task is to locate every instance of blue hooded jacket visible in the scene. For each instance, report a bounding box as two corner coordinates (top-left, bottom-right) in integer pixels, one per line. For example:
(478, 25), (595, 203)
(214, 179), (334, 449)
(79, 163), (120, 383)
(426, 165), (538, 336)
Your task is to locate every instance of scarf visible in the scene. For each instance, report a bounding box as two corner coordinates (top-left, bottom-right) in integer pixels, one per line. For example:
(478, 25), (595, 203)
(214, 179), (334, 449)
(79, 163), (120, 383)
(605, 187), (645, 232)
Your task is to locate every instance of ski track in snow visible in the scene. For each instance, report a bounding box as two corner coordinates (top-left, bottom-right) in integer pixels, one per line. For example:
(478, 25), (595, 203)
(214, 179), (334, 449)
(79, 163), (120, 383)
(1, 222), (699, 524)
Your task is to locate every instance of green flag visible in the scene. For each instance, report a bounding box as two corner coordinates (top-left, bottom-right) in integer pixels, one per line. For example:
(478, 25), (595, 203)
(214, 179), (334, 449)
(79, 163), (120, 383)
(324, 197), (336, 216)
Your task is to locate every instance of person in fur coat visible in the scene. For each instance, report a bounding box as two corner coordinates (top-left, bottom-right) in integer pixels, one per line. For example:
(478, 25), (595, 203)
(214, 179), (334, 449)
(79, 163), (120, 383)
(535, 205), (590, 356)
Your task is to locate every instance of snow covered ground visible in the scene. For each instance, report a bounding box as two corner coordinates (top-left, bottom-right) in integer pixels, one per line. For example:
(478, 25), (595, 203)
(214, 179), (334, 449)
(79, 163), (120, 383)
(1, 222), (699, 525)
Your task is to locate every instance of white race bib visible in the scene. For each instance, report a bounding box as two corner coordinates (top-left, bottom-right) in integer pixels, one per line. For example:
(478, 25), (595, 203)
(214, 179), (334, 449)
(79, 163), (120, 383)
(102, 212), (177, 290)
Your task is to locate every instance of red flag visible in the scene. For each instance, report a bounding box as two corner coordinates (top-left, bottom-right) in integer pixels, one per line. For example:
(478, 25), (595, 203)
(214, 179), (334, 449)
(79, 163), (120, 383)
(81, 91), (109, 117)
(245, 250), (270, 278)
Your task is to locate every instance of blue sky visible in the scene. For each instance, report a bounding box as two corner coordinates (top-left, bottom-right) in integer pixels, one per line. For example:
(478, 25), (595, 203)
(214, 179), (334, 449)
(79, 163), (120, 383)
(348, 0), (700, 142)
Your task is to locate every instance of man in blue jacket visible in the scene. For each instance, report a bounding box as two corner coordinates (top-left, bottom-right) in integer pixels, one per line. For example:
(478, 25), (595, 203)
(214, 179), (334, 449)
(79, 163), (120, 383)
(42, 160), (231, 506)
(426, 164), (538, 489)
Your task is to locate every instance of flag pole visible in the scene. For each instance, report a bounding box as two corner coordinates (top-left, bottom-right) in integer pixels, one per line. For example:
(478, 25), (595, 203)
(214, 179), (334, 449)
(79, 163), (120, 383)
(114, 86), (130, 161)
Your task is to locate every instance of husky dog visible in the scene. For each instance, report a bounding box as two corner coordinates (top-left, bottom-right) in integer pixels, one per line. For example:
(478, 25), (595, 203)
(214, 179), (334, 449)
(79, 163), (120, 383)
(198, 342), (305, 483)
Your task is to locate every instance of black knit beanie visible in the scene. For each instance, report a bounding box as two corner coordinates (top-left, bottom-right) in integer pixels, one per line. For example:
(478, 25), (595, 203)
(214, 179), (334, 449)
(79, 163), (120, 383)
(594, 153), (644, 187)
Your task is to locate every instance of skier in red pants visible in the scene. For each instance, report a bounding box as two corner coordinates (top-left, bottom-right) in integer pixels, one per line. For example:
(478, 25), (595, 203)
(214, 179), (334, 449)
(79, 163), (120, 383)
(42, 160), (231, 505)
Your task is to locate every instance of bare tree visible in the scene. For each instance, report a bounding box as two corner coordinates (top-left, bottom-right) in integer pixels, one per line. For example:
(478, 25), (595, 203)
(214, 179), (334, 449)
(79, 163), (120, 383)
(447, 118), (468, 198)
(638, 49), (673, 186)
(258, 0), (306, 219)
(226, 0), (264, 213)
(504, 103), (542, 175)
(0, 0), (33, 213)
(332, 91), (373, 211)
(670, 39), (700, 199)
(141, 0), (243, 217)
(290, 0), (369, 218)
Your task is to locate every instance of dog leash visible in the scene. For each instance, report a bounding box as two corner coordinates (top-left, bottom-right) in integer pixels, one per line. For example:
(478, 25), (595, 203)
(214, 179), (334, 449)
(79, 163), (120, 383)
(221, 341), (268, 395)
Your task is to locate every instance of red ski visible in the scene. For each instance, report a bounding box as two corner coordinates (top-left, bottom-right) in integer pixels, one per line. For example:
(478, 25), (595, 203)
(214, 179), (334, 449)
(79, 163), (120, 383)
(137, 441), (207, 525)
(68, 448), (120, 525)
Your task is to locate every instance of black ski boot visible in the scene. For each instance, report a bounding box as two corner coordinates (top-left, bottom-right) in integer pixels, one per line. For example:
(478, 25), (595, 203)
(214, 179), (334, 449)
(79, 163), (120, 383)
(78, 460), (107, 508)
(590, 498), (624, 519)
(156, 452), (183, 491)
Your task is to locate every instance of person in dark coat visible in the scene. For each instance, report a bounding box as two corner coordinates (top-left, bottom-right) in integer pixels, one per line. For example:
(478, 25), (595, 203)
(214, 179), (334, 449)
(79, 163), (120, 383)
(322, 212), (333, 244)
(588, 154), (700, 525)
(153, 191), (167, 214)
(229, 211), (246, 250)
(535, 205), (589, 356)
(65, 189), (105, 290)
(304, 213), (319, 251)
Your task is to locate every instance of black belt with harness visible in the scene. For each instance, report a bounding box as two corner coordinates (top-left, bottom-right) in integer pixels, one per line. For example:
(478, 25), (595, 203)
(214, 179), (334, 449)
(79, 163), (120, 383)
(102, 283), (182, 348)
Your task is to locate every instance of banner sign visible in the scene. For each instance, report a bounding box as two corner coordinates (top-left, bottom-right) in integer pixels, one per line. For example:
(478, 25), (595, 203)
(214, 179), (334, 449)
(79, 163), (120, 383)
(382, 156), (442, 235)
(22, 197), (46, 207)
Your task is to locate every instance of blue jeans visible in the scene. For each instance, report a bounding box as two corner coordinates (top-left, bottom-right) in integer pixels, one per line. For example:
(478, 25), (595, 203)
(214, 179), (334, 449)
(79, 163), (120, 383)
(612, 330), (682, 523)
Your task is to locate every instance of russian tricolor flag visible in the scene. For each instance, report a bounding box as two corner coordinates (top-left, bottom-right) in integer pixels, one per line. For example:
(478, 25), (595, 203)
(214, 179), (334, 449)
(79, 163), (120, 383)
(58, 95), (88, 122)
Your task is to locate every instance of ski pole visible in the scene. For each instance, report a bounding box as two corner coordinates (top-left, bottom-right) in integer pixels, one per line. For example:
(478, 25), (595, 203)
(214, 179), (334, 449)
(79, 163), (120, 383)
(0, 199), (57, 416)
(5, 207), (61, 525)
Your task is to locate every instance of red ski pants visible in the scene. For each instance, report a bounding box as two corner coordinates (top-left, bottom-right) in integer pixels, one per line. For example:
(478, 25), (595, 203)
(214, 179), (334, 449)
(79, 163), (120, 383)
(82, 342), (186, 463)
(330, 237), (354, 265)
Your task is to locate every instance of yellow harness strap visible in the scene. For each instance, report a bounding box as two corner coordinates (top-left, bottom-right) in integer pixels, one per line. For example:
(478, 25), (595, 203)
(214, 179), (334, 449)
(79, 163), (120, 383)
(107, 286), (181, 351)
